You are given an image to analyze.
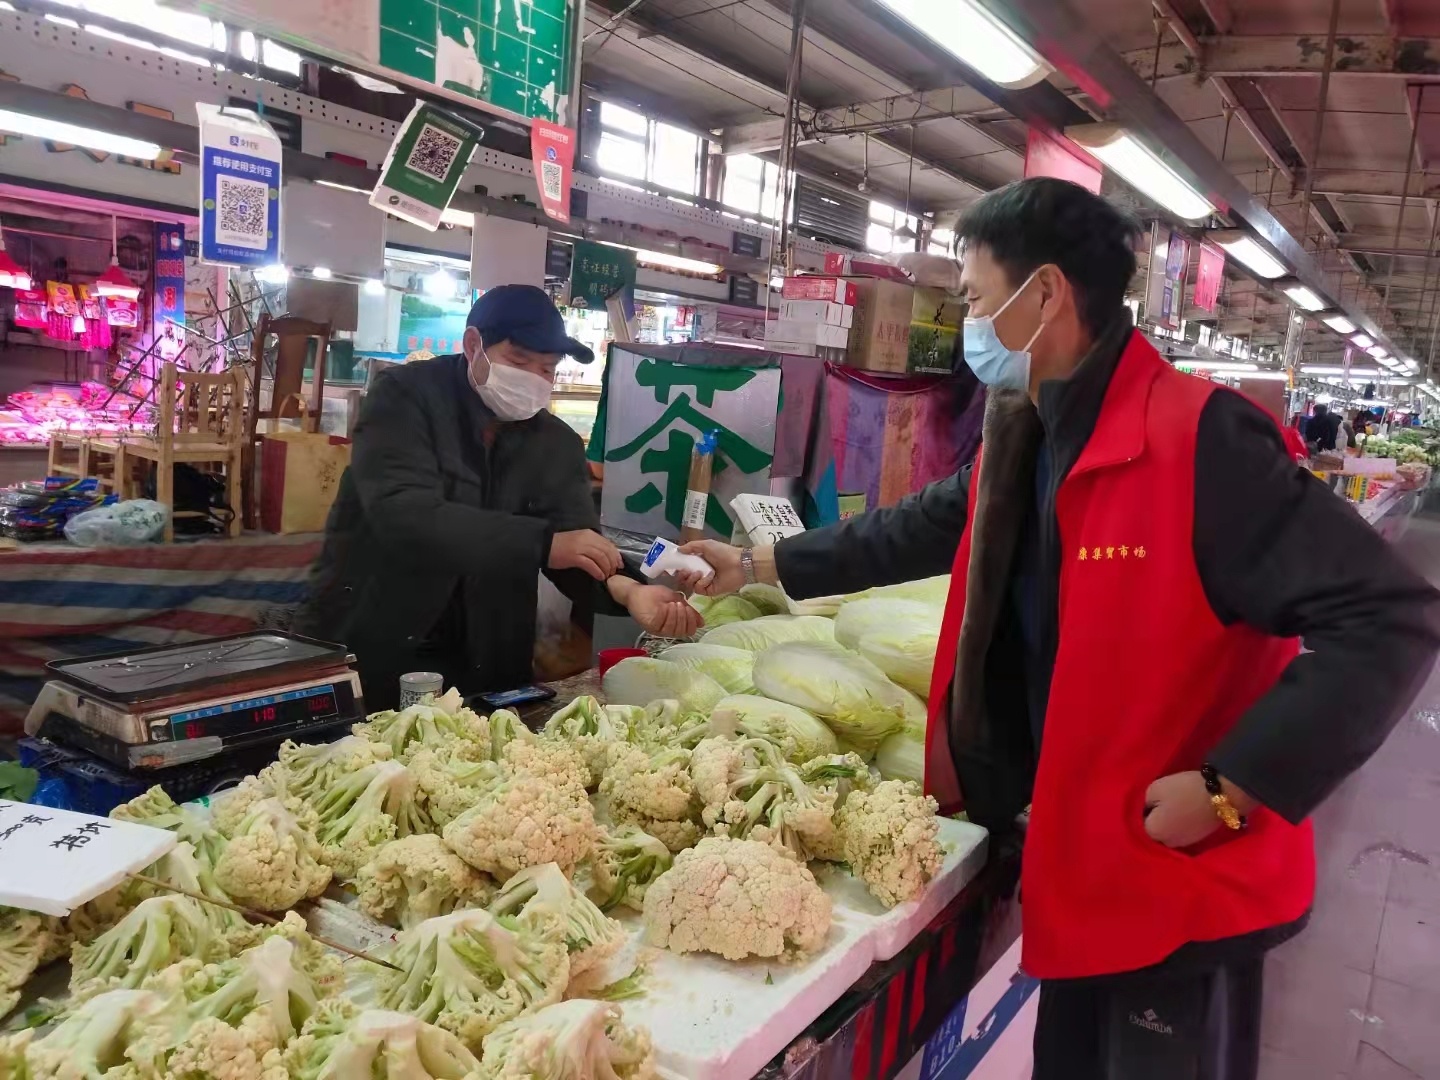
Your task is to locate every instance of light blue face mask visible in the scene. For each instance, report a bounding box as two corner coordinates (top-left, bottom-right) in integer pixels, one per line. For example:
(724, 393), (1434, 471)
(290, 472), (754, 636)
(963, 270), (1046, 391)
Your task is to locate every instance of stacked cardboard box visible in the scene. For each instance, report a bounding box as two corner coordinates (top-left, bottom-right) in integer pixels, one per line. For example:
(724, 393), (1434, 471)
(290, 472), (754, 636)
(768, 274), (964, 374)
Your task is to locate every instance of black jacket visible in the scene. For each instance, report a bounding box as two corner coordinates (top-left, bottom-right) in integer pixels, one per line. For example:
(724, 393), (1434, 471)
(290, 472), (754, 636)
(777, 318), (1440, 833)
(294, 355), (615, 710)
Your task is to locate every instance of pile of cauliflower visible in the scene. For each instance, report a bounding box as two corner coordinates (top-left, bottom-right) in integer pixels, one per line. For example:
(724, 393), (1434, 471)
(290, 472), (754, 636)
(0, 670), (945, 1080)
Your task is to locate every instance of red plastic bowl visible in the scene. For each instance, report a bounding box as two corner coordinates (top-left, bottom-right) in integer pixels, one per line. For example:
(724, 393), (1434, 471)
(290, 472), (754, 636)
(597, 647), (648, 678)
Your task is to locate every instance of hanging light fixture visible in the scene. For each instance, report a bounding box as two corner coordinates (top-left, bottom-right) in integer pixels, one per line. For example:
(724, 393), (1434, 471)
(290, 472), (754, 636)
(893, 126), (918, 242)
(93, 215), (140, 300)
(0, 223), (31, 290)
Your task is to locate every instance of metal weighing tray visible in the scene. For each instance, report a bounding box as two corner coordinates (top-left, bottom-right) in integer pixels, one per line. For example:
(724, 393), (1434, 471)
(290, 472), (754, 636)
(45, 632), (353, 703)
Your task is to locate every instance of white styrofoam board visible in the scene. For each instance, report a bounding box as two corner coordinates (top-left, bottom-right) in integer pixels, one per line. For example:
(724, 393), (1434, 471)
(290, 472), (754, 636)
(812, 817), (990, 962)
(614, 909), (877, 1080)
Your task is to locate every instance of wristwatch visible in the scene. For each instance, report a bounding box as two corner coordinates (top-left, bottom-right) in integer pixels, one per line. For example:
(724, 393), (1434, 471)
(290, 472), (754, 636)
(1200, 763), (1246, 831)
(740, 547), (757, 586)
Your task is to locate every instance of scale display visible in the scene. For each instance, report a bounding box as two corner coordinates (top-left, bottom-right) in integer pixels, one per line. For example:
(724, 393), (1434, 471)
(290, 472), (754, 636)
(156, 683), (343, 743)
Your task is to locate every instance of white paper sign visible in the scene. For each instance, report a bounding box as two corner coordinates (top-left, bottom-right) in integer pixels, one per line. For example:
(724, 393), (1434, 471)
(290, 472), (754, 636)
(0, 800), (176, 916)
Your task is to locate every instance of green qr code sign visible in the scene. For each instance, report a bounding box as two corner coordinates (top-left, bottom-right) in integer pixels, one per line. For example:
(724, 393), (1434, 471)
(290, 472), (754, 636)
(379, 0), (575, 123)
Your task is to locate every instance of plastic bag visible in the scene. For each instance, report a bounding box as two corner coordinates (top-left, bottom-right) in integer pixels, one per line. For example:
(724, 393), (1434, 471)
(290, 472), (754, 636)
(64, 499), (169, 547)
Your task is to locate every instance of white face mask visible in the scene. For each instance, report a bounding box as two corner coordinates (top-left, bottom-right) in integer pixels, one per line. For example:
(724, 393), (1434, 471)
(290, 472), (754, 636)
(468, 343), (553, 421)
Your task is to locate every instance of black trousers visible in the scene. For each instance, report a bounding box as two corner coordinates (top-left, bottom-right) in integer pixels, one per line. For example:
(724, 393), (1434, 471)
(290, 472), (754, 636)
(1032, 958), (1264, 1080)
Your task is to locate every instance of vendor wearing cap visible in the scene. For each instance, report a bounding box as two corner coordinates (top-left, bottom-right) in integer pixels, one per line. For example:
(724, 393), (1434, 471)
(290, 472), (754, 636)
(295, 284), (701, 710)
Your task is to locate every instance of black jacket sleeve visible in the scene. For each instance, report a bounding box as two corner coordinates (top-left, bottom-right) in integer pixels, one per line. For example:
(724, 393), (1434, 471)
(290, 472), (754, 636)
(774, 466), (971, 600)
(1194, 391), (1440, 823)
(535, 427), (630, 617)
(348, 373), (551, 579)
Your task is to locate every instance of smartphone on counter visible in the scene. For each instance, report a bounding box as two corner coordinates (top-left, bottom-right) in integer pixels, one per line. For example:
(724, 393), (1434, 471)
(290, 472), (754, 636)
(475, 685), (557, 710)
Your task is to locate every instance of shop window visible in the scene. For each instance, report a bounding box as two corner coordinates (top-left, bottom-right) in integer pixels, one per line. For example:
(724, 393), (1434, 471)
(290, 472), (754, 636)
(651, 123), (699, 196)
(866, 201), (919, 254)
(592, 100), (703, 198)
(722, 154), (783, 221)
(597, 131), (647, 180)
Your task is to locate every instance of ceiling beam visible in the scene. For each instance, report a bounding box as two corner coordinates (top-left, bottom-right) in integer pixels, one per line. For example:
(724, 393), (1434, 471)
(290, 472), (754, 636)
(1122, 34), (1440, 81)
(584, 0), (988, 202)
(992, 0), (1405, 357)
(721, 84), (1000, 156)
(1306, 169), (1440, 199)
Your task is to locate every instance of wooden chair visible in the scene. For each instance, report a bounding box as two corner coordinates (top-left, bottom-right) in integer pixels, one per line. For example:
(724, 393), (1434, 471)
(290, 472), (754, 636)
(243, 314), (332, 528)
(47, 432), (89, 479)
(122, 362), (245, 541)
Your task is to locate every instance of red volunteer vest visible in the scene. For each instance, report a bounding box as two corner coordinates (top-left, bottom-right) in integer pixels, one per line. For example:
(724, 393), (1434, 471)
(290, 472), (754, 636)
(925, 332), (1315, 979)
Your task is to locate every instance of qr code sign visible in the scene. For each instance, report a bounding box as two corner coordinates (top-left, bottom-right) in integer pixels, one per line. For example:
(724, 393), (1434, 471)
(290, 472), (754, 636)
(540, 161), (562, 200)
(216, 175), (269, 250)
(405, 123), (462, 183)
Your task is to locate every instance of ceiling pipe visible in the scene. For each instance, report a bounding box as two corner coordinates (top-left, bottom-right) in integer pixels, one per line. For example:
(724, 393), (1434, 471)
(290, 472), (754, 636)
(985, 0), (1402, 360)
(1296, 0), (1342, 230)
(1385, 84), (1425, 321)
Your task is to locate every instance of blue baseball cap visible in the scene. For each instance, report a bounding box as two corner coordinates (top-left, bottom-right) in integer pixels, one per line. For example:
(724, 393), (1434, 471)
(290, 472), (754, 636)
(466, 284), (594, 363)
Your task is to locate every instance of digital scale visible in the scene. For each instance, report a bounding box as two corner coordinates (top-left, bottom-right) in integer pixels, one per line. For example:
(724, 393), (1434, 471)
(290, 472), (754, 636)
(24, 633), (365, 783)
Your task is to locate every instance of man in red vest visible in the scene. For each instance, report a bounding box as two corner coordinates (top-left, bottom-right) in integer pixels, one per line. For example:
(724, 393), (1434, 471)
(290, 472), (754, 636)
(680, 178), (1440, 1079)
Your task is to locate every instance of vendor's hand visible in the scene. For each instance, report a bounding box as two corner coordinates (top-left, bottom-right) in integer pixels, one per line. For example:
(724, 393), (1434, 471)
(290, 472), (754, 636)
(675, 540), (744, 596)
(1144, 771), (1257, 848)
(625, 584), (704, 638)
(549, 529), (623, 581)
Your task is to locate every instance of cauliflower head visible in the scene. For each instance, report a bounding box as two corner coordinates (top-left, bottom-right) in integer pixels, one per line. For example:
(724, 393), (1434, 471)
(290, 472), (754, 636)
(20, 988), (184, 1080)
(486, 710), (535, 762)
(409, 746), (503, 828)
(474, 999), (654, 1080)
(154, 928), (343, 1049)
(540, 697), (630, 788)
(214, 796), (332, 911)
(356, 834), (494, 930)
(159, 1016), (289, 1080)
(110, 786), (226, 870)
(354, 699), (491, 762)
(598, 745), (699, 854)
(487, 863), (625, 979)
(309, 760), (431, 880)
(373, 910), (569, 1050)
(69, 895), (228, 1001)
(835, 779), (943, 908)
(0, 907), (54, 1003)
(285, 1001), (480, 1080)
(503, 739), (589, 794)
(587, 826), (673, 914)
(273, 736), (394, 804)
(442, 771), (598, 882)
(641, 837), (831, 961)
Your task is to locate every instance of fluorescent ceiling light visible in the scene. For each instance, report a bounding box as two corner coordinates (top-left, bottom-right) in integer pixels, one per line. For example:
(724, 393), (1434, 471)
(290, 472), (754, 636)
(1302, 366), (1381, 376)
(1367, 345), (1389, 359)
(315, 179), (371, 196)
(634, 249), (724, 276)
(1282, 283), (1326, 311)
(1404, 359), (1419, 371)
(1179, 361), (1257, 373)
(875, 0), (1048, 88)
(1067, 124), (1214, 221)
(363, 278), (386, 296)
(1351, 333), (1374, 349)
(310, 266), (332, 280)
(255, 264), (289, 284)
(0, 108), (162, 160)
(1211, 231), (1287, 279)
(1322, 314), (1356, 334)
(1237, 371), (1289, 381)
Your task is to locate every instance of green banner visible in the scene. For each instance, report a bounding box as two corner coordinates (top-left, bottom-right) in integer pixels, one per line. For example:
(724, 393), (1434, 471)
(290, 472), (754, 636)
(569, 241), (636, 309)
(369, 101), (480, 230)
(380, 0), (575, 123)
(178, 0), (577, 125)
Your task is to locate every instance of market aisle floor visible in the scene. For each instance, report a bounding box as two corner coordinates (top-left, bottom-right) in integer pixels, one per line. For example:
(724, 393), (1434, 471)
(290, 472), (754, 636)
(1260, 515), (1440, 1080)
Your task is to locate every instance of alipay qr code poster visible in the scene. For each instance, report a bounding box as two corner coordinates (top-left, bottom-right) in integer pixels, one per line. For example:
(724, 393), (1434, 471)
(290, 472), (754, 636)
(196, 104), (284, 269)
(369, 101), (482, 231)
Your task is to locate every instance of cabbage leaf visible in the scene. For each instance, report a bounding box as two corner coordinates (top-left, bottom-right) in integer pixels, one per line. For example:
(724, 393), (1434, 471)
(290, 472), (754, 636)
(751, 640), (909, 756)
